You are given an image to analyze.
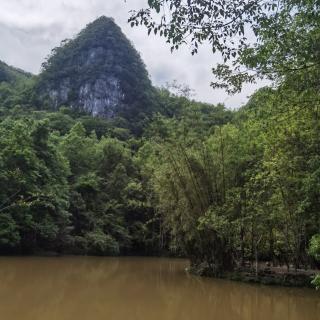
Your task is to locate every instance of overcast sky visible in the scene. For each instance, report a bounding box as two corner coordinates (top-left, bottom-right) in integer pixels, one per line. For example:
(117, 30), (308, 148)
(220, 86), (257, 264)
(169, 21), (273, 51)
(0, 0), (266, 108)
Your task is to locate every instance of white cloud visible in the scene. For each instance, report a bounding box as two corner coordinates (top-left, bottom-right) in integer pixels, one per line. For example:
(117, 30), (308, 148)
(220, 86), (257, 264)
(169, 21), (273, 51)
(0, 0), (266, 107)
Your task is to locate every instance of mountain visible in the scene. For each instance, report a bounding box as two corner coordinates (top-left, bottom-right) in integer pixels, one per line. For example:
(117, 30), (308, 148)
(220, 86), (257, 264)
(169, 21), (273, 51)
(0, 60), (32, 84)
(36, 16), (155, 121)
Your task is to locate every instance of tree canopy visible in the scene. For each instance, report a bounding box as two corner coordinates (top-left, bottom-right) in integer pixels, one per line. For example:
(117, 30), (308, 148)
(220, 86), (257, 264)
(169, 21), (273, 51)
(130, 0), (320, 94)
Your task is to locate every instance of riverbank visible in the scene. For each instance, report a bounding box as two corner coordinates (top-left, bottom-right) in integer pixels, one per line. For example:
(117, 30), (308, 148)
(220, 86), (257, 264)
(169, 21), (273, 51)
(189, 262), (318, 288)
(2, 252), (319, 288)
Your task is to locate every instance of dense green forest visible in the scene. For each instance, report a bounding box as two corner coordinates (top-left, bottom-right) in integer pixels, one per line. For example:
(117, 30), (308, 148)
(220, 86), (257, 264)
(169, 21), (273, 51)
(1, 0), (320, 289)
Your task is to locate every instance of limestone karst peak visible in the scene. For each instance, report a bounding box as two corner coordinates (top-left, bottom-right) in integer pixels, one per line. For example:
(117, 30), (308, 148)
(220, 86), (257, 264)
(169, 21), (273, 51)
(36, 16), (154, 121)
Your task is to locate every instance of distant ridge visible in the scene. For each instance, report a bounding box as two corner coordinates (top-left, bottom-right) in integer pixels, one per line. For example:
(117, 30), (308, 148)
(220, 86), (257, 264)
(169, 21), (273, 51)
(0, 60), (32, 84)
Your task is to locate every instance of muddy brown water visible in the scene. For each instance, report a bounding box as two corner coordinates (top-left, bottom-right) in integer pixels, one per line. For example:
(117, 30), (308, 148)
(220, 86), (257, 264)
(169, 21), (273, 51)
(0, 257), (318, 320)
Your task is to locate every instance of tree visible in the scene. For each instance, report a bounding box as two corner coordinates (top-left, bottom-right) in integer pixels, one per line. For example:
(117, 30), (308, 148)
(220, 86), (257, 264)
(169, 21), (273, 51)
(0, 119), (70, 253)
(309, 235), (320, 289)
(130, 0), (320, 94)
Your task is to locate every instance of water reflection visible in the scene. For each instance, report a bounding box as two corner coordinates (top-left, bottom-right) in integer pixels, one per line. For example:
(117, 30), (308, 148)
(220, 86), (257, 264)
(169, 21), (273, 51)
(0, 257), (318, 320)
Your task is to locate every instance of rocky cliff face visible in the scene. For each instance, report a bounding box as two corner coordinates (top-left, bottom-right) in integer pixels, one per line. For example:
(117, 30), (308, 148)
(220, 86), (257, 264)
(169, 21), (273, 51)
(37, 16), (154, 120)
(47, 71), (124, 118)
(78, 75), (123, 117)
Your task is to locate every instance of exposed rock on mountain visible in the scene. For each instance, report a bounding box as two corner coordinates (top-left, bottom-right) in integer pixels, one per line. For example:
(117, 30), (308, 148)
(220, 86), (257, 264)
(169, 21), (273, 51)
(36, 16), (154, 120)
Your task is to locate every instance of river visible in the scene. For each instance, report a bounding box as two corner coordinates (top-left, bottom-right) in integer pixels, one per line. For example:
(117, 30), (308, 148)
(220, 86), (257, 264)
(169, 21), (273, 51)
(0, 257), (318, 320)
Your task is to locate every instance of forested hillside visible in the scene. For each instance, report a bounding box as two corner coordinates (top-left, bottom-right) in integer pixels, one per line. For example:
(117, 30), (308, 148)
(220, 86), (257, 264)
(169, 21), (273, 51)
(0, 61), (31, 84)
(0, 6), (320, 289)
(0, 79), (231, 256)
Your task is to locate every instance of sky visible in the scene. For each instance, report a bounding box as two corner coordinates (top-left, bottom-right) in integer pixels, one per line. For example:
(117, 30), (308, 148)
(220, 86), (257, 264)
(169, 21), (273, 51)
(0, 0), (266, 108)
